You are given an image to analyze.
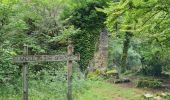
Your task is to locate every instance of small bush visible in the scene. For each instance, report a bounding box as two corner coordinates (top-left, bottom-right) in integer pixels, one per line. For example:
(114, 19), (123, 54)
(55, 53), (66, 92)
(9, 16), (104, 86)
(105, 69), (119, 79)
(87, 69), (101, 80)
(136, 78), (162, 88)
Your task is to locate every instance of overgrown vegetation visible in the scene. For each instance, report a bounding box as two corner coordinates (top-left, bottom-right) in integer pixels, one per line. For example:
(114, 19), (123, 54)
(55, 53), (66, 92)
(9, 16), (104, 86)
(0, 0), (170, 99)
(136, 78), (162, 88)
(64, 1), (108, 71)
(100, 0), (170, 77)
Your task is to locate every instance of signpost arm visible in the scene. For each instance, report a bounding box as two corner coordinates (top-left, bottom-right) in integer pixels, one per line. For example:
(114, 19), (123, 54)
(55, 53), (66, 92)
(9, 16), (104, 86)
(67, 42), (73, 100)
(23, 45), (28, 100)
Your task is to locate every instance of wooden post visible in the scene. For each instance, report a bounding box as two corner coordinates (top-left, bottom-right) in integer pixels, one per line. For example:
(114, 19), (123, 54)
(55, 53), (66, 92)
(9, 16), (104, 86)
(67, 41), (73, 100)
(12, 43), (80, 100)
(23, 45), (28, 100)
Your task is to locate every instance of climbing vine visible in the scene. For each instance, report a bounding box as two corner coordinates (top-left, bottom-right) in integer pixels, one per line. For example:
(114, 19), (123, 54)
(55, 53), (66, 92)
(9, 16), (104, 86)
(65, 1), (107, 71)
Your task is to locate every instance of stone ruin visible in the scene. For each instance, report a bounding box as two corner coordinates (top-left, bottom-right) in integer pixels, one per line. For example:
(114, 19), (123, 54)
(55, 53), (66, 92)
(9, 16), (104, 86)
(88, 28), (108, 72)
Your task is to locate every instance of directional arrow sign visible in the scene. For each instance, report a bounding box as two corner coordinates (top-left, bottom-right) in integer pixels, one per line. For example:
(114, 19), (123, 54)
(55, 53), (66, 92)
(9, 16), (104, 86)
(13, 54), (80, 63)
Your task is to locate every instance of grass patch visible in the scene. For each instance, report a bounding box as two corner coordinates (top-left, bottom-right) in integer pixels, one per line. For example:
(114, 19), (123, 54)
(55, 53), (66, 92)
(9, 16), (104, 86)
(0, 79), (163, 100)
(76, 81), (145, 100)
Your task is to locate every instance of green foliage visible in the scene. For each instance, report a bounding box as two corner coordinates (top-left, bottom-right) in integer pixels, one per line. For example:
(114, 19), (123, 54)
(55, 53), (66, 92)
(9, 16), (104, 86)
(49, 26), (80, 44)
(101, 0), (170, 75)
(87, 69), (102, 80)
(108, 38), (142, 71)
(105, 69), (119, 79)
(106, 69), (118, 75)
(140, 51), (168, 77)
(0, 0), (81, 88)
(0, 66), (89, 100)
(136, 78), (162, 88)
(162, 65), (170, 77)
(0, 79), (148, 100)
(73, 30), (99, 71)
(64, 1), (107, 71)
(1, 0), (170, 99)
(68, 2), (106, 29)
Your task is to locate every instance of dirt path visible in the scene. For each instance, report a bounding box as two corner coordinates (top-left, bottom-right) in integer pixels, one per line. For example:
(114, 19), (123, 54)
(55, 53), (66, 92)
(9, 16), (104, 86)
(77, 78), (170, 100)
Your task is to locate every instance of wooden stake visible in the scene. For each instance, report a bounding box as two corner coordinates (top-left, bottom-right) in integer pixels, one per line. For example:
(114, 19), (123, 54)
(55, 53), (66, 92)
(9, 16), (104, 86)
(67, 42), (73, 100)
(23, 45), (28, 100)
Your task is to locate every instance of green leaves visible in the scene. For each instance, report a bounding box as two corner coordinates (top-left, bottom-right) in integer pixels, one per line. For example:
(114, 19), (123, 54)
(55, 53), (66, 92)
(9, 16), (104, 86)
(64, 1), (108, 71)
(50, 26), (80, 43)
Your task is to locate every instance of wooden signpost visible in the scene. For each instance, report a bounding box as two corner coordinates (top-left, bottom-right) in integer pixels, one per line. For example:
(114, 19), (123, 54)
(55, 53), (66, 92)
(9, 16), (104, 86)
(13, 54), (80, 63)
(13, 43), (80, 100)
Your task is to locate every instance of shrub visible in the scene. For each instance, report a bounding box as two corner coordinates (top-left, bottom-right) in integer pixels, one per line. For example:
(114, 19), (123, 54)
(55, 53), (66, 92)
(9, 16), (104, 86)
(136, 78), (162, 88)
(87, 69), (102, 80)
(105, 69), (119, 79)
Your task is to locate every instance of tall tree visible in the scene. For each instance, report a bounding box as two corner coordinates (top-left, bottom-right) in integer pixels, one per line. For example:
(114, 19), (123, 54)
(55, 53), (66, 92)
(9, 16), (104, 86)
(100, 0), (170, 73)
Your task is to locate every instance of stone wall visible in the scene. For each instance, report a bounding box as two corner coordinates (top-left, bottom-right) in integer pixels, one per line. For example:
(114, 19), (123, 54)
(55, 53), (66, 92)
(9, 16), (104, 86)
(88, 28), (108, 72)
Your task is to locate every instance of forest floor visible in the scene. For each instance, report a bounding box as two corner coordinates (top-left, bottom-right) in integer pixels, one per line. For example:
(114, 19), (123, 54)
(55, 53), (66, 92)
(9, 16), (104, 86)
(77, 81), (167, 100)
(0, 77), (169, 100)
(77, 75), (170, 100)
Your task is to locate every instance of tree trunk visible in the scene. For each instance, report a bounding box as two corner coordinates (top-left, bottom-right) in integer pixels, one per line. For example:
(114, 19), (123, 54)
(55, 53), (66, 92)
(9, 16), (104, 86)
(121, 31), (132, 73)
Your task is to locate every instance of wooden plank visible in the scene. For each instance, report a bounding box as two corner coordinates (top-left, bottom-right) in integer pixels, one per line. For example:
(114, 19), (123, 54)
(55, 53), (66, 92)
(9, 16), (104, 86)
(23, 45), (28, 100)
(67, 44), (73, 100)
(13, 54), (80, 63)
